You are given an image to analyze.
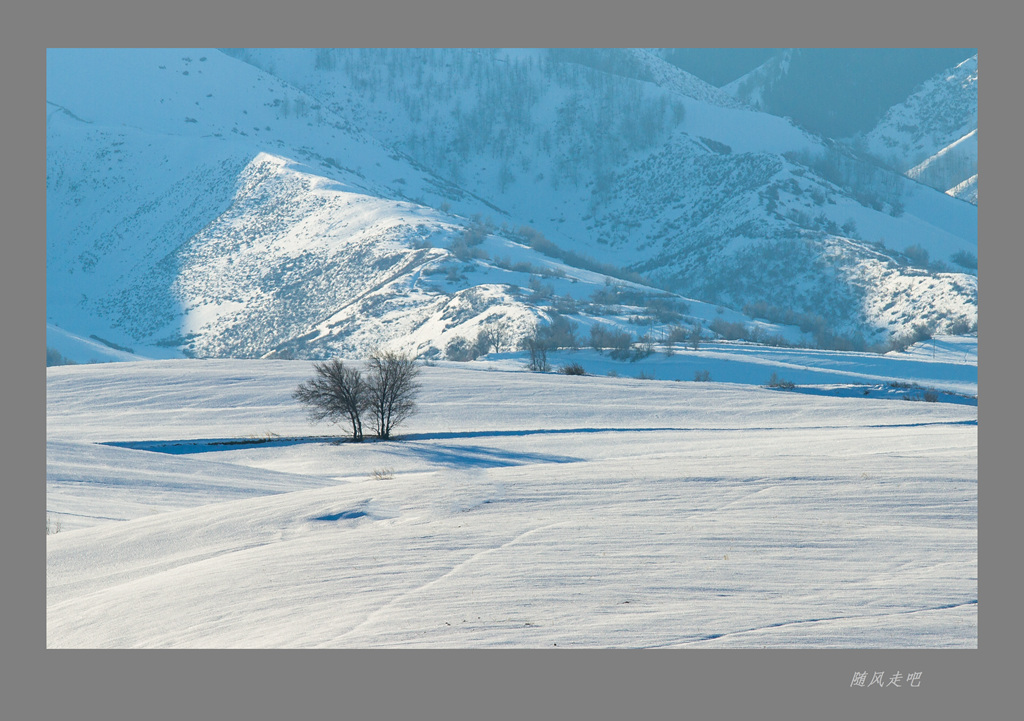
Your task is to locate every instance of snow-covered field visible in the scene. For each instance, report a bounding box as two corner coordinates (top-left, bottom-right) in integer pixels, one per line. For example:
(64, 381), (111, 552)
(46, 343), (976, 648)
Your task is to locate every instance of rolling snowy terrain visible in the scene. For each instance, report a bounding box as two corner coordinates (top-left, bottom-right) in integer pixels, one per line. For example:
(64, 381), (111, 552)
(47, 341), (976, 648)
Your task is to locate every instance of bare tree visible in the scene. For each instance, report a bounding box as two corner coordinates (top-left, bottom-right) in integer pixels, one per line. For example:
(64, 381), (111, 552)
(365, 350), (422, 439)
(520, 325), (552, 372)
(690, 322), (703, 351)
(293, 359), (368, 441)
(477, 320), (510, 355)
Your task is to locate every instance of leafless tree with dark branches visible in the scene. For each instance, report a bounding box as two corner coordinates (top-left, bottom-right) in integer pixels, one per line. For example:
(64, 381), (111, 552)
(365, 349), (422, 440)
(292, 359), (368, 441)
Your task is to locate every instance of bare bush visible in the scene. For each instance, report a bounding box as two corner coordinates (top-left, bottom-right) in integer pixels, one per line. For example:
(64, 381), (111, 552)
(946, 317), (975, 336)
(903, 244), (930, 268)
(590, 324), (633, 357)
(544, 314), (579, 350)
(888, 323), (934, 353)
(558, 362), (586, 375)
(710, 318), (748, 340)
(766, 372), (796, 389)
(631, 335), (654, 361)
(666, 325), (689, 343)
(951, 250), (977, 270)
(46, 515), (62, 535)
(47, 347), (77, 367)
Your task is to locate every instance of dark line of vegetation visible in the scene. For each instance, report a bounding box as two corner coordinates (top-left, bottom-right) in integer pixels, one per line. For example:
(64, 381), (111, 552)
(88, 335), (135, 354)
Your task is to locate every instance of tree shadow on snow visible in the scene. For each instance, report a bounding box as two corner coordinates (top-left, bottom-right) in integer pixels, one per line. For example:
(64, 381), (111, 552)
(378, 440), (582, 469)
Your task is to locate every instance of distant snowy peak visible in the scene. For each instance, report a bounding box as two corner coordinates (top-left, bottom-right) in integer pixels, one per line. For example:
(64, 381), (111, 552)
(721, 49), (794, 110)
(628, 49), (748, 110)
(863, 54), (977, 201)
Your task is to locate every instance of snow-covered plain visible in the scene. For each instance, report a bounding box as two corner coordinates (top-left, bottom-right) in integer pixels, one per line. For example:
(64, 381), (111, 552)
(47, 344), (976, 648)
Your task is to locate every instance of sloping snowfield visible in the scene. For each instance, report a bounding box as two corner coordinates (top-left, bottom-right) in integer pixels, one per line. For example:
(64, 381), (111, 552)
(47, 350), (976, 648)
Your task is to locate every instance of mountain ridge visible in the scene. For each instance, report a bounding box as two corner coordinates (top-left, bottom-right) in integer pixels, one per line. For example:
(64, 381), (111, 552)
(46, 48), (977, 362)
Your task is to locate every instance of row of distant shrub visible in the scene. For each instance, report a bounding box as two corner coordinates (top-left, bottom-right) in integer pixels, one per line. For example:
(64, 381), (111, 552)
(444, 312), (950, 369)
(543, 358), (953, 401)
(47, 348), (77, 366)
(902, 244), (978, 273)
(560, 365), (713, 382)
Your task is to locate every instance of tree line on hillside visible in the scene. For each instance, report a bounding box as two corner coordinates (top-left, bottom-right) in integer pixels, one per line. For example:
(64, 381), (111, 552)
(306, 48), (687, 192)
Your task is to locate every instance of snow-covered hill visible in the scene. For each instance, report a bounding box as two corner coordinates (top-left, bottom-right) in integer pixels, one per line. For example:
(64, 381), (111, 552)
(47, 356), (976, 648)
(863, 55), (978, 203)
(46, 48), (978, 363)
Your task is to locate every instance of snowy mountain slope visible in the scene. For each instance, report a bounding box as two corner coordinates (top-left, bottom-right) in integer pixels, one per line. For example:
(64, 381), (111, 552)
(135, 153), (459, 358)
(47, 48), (978, 362)
(721, 49), (978, 203)
(216, 49), (977, 334)
(863, 55), (978, 202)
(906, 129), (977, 198)
(588, 137), (976, 339)
(948, 174), (978, 204)
(46, 128), (746, 362)
(46, 49), (545, 359)
(47, 359), (976, 647)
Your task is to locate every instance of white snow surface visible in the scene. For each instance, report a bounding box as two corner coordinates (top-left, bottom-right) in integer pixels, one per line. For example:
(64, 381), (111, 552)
(48, 352), (976, 648)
